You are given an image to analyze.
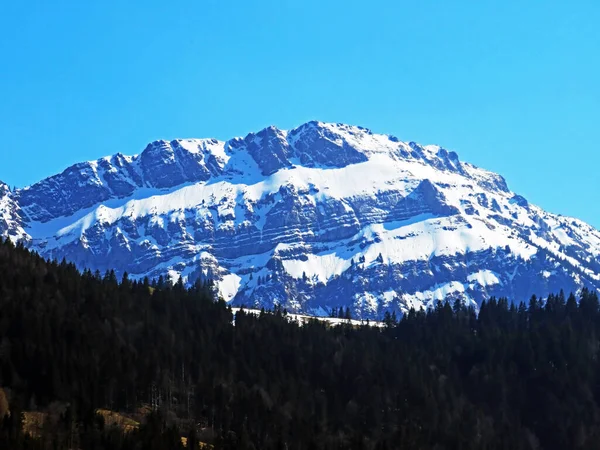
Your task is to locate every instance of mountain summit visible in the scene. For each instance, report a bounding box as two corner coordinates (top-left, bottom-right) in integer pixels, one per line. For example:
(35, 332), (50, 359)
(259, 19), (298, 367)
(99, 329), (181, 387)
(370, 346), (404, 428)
(2, 121), (599, 318)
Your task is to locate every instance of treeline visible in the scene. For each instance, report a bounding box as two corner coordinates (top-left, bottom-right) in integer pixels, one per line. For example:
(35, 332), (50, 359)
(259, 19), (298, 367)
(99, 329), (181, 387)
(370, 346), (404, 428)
(1, 237), (600, 449)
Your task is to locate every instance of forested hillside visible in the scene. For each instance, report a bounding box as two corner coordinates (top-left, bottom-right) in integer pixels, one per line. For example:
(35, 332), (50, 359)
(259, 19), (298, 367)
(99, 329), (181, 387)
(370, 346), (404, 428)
(1, 236), (600, 449)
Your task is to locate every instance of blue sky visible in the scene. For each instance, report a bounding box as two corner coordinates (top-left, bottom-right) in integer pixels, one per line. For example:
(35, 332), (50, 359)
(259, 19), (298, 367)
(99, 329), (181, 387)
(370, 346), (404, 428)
(1, 0), (599, 228)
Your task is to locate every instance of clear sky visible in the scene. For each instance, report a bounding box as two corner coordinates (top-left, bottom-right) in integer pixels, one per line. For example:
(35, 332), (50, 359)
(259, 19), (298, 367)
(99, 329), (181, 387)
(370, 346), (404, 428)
(1, 1), (599, 228)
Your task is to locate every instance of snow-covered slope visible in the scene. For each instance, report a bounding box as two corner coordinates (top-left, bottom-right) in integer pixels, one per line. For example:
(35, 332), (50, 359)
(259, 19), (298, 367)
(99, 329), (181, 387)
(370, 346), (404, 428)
(0, 182), (28, 242)
(2, 121), (600, 318)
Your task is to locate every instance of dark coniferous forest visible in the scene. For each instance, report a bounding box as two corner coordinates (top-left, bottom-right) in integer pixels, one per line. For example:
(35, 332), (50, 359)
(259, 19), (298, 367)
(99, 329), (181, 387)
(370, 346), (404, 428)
(1, 237), (600, 449)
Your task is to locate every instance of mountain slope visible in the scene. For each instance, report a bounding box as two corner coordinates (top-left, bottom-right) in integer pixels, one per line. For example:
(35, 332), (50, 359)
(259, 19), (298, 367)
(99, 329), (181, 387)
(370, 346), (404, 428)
(2, 121), (600, 318)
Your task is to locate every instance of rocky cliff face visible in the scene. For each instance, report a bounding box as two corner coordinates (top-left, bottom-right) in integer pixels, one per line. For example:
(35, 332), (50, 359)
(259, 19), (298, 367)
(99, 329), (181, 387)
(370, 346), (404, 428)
(3, 121), (600, 318)
(0, 182), (27, 242)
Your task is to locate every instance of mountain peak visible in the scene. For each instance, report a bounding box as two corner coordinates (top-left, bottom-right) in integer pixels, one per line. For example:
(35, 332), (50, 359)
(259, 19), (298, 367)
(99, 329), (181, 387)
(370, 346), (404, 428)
(3, 121), (599, 317)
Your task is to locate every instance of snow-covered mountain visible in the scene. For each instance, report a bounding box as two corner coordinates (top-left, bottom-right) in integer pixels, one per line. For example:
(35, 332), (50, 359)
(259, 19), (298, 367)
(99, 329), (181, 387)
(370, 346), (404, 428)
(2, 121), (600, 318)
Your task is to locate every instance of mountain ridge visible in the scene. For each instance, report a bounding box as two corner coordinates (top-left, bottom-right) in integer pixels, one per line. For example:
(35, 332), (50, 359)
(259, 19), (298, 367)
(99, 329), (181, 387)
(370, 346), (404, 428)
(2, 121), (600, 318)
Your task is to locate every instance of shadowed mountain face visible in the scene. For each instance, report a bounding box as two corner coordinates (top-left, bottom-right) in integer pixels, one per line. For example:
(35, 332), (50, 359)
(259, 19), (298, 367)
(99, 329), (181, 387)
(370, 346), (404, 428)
(2, 121), (600, 318)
